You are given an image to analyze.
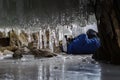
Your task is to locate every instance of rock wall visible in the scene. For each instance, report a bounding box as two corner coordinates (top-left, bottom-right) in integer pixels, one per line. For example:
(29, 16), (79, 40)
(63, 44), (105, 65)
(0, 29), (61, 51)
(0, 29), (60, 58)
(94, 0), (120, 64)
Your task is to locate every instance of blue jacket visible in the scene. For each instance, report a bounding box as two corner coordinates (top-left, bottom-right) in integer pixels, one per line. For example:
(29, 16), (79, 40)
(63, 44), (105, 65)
(67, 34), (100, 54)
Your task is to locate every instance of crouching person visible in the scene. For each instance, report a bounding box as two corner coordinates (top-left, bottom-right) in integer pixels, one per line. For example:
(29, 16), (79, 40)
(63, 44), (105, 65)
(66, 29), (100, 54)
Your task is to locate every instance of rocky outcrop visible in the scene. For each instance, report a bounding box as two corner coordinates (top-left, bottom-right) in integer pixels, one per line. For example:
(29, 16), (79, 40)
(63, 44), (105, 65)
(31, 49), (57, 58)
(28, 41), (36, 49)
(0, 46), (18, 52)
(18, 30), (29, 46)
(0, 27), (62, 59)
(93, 0), (120, 64)
(12, 47), (57, 59)
(13, 47), (30, 59)
(8, 29), (21, 47)
(3, 50), (14, 55)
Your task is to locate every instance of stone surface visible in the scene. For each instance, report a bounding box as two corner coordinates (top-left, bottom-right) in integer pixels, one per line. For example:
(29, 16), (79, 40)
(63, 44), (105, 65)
(32, 32), (39, 41)
(3, 50), (14, 55)
(28, 41), (38, 49)
(31, 49), (57, 58)
(8, 30), (21, 47)
(18, 30), (29, 46)
(0, 46), (18, 52)
(13, 47), (31, 59)
(94, 0), (120, 64)
(12, 46), (57, 59)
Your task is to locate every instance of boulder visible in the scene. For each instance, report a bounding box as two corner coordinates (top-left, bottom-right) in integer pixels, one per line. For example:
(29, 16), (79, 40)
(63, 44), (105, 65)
(13, 47), (30, 59)
(31, 49), (57, 58)
(3, 50), (14, 55)
(54, 46), (62, 53)
(0, 46), (18, 52)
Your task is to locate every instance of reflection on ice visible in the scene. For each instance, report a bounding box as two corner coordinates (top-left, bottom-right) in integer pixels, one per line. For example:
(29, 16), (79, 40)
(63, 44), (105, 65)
(37, 55), (101, 80)
(0, 55), (101, 80)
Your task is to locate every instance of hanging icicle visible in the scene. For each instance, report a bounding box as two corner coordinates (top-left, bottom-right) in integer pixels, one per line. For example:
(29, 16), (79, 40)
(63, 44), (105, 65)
(28, 29), (32, 43)
(43, 29), (47, 49)
(49, 28), (54, 52)
(39, 29), (43, 49)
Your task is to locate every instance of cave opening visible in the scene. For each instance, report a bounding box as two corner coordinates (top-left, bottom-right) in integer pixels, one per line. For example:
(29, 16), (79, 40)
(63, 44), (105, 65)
(0, 0), (120, 64)
(0, 0), (120, 80)
(0, 0), (98, 55)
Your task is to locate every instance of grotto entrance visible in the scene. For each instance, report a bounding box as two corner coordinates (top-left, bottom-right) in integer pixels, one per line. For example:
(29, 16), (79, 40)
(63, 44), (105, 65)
(0, 0), (98, 59)
(0, 0), (120, 64)
(0, 0), (120, 80)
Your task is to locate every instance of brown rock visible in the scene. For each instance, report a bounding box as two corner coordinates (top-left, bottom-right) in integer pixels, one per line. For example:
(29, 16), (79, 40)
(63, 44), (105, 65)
(13, 47), (30, 59)
(31, 49), (57, 58)
(18, 30), (29, 46)
(32, 32), (39, 41)
(3, 50), (14, 55)
(0, 46), (18, 52)
(28, 41), (38, 49)
(8, 29), (21, 47)
(13, 50), (23, 59)
(54, 46), (62, 53)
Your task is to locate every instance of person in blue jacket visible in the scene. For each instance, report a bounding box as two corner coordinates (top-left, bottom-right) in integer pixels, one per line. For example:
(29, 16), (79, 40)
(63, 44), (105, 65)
(67, 29), (100, 54)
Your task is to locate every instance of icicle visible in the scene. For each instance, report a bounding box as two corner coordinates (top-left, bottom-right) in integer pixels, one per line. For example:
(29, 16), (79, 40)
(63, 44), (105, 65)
(39, 29), (43, 49)
(5, 28), (11, 37)
(43, 29), (47, 49)
(62, 26), (67, 52)
(49, 28), (54, 52)
(71, 24), (76, 38)
(62, 36), (67, 52)
(28, 29), (32, 43)
(16, 28), (21, 36)
(52, 30), (55, 46)
(55, 27), (59, 47)
(54, 30), (59, 47)
(58, 25), (64, 41)
(37, 30), (40, 49)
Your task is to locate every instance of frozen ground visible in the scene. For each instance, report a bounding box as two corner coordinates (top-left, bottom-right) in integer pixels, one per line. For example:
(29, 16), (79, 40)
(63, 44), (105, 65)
(0, 54), (120, 80)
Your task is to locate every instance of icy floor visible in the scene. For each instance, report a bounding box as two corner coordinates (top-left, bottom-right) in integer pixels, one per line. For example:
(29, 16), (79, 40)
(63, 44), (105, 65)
(0, 54), (120, 80)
